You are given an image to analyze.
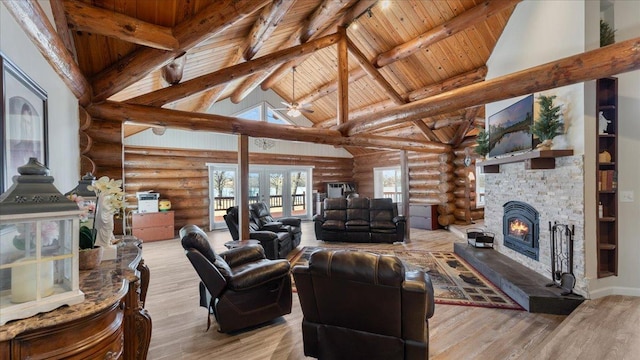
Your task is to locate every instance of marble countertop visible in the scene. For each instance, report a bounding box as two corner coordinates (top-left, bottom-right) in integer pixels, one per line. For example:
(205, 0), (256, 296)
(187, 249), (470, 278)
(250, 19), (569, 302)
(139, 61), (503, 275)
(0, 237), (143, 341)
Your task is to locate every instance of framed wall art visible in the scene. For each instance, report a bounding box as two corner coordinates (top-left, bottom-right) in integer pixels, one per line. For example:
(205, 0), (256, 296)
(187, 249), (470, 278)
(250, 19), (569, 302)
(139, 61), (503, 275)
(1, 53), (48, 193)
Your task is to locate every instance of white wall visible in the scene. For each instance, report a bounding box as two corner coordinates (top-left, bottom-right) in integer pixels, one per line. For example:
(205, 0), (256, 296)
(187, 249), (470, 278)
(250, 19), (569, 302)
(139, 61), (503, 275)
(486, 0), (640, 297)
(486, 0), (585, 155)
(125, 87), (353, 158)
(0, 1), (80, 193)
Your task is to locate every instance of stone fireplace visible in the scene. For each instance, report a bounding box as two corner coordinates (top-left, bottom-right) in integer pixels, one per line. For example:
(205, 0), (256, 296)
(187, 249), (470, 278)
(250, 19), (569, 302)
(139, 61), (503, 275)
(503, 201), (539, 260)
(482, 156), (587, 296)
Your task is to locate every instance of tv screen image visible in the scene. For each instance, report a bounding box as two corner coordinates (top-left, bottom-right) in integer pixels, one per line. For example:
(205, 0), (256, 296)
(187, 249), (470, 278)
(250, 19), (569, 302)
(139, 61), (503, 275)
(488, 94), (534, 158)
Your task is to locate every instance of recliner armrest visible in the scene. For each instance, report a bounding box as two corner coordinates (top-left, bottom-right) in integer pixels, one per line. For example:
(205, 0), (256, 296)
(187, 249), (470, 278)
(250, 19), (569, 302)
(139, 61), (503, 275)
(221, 244), (266, 267)
(228, 259), (291, 291)
(312, 214), (325, 222)
(262, 222), (284, 232)
(279, 217), (301, 227)
(393, 215), (406, 224)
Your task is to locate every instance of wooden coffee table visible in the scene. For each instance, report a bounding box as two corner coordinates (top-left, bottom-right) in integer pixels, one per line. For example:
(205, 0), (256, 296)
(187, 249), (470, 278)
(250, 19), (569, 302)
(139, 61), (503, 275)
(224, 239), (260, 250)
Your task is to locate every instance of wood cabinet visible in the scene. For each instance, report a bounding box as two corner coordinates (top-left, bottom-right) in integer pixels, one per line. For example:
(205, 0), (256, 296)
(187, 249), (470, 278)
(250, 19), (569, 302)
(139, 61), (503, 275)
(409, 204), (439, 230)
(0, 238), (151, 359)
(596, 77), (618, 278)
(132, 211), (175, 242)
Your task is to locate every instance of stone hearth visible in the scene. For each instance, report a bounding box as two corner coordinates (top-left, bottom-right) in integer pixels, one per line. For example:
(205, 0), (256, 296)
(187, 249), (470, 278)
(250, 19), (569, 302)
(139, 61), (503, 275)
(454, 243), (584, 315)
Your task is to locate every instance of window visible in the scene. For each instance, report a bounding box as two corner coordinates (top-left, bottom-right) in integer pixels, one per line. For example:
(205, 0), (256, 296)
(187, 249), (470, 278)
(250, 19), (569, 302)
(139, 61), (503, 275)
(236, 105), (261, 121)
(235, 103), (291, 125)
(374, 167), (402, 203)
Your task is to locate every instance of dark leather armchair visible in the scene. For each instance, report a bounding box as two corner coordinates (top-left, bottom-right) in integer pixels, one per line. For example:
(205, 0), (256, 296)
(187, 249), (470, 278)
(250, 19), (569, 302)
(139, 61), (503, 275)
(180, 225), (292, 333)
(250, 201), (302, 247)
(293, 249), (435, 360)
(223, 206), (292, 260)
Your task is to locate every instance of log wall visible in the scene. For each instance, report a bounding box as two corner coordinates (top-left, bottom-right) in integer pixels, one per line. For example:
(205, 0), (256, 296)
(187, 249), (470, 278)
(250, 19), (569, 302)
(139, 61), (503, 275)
(123, 146), (354, 232)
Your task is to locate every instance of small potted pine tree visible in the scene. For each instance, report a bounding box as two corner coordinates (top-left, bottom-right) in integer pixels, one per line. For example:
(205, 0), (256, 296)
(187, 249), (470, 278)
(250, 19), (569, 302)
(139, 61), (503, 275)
(474, 127), (490, 158)
(530, 95), (563, 150)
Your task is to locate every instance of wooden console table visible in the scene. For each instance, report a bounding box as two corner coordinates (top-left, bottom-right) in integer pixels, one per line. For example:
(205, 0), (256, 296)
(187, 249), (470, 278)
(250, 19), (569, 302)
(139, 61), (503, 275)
(477, 149), (574, 173)
(0, 237), (151, 359)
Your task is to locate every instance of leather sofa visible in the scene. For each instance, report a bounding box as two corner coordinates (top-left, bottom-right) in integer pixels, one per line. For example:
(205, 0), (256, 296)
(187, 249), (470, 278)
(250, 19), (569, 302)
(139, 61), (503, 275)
(180, 224), (292, 333)
(313, 197), (406, 243)
(293, 249), (435, 359)
(223, 203), (301, 259)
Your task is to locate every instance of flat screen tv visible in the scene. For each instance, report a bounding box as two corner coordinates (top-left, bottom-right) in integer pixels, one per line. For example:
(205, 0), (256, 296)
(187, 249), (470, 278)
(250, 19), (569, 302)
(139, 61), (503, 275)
(488, 94), (534, 158)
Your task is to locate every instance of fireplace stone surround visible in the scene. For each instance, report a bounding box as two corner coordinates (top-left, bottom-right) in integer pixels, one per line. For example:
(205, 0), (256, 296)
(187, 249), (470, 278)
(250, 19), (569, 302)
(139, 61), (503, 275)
(476, 156), (587, 297)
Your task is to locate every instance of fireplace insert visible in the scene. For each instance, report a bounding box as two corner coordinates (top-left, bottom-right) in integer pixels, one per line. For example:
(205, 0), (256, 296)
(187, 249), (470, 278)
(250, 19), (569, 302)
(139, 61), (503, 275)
(503, 201), (539, 260)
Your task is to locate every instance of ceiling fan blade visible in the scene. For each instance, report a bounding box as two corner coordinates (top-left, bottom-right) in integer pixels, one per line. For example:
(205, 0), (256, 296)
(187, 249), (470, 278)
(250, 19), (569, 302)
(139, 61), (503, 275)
(281, 101), (291, 107)
(301, 108), (314, 114)
(299, 103), (312, 109)
(272, 108), (288, 111)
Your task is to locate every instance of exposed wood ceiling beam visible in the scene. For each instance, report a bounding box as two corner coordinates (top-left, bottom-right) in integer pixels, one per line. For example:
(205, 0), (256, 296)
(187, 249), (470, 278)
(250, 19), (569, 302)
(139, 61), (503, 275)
(450, 107), (481, 146)
(337, 26), (349, 126)
(406, 66), (488, 102)
(127, 33), (341, 107)
(314, 66), (487, 129)
(91, 0), (268, 102)
(259, 0), (377, 91)
(244, 0), (296, 61)
(297, 67), (367, 106)
(88, 101), (449, 153)
(3, 0), (91, 106)
(340, 37), (640, 136)
(346, 36), (445, 142)
(230, 0), (362, 103)
(375, 0), (522, 67)
(347, 37), (404, 103)
(62, 0), (179, 51)
(188, 0), (296, 113)
(50, 0), (76, 60)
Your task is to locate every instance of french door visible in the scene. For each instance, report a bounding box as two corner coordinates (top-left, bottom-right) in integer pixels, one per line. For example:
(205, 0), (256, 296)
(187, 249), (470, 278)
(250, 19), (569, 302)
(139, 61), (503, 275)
(209, 165), (312, 229)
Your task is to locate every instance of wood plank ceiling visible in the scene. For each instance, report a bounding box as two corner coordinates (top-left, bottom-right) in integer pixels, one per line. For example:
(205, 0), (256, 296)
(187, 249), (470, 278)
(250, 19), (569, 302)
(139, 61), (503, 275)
(62, 0), (519, 154)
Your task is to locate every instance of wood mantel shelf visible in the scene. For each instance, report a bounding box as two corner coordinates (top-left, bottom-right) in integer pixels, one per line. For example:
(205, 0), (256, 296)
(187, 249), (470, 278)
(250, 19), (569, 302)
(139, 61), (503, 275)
(478, 149), (574, 173)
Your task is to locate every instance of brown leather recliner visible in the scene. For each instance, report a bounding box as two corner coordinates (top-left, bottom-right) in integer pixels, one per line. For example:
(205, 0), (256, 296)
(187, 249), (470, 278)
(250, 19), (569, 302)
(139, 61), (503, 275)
(180, 225), (292, 333)
(293, 249), (435, 360)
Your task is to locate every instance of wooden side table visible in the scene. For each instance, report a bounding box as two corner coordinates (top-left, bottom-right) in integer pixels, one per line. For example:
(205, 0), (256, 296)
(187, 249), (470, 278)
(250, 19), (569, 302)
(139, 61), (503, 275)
(224, 239), (260, 250)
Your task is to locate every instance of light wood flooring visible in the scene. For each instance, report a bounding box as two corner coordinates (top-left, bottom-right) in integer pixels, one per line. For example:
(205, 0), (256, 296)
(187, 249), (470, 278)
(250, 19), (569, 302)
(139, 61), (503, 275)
(140, 221), (636, 359)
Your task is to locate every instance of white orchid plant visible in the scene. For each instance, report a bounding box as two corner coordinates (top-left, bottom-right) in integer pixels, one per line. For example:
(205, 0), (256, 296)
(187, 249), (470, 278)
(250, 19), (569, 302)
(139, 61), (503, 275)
(88, 176), (126, 215)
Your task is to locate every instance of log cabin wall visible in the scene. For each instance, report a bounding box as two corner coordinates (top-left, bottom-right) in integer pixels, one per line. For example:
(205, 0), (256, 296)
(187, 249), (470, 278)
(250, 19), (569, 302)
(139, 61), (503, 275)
(354, 147), (483, 227)
(79, 107), (123, 185)
(353, 150), (445, 209)
(123, 146), (354, 233)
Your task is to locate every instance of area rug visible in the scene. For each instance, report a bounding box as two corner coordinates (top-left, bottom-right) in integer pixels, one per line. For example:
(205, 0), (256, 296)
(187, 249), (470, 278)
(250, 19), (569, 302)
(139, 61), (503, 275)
(289, 246), (522, 310)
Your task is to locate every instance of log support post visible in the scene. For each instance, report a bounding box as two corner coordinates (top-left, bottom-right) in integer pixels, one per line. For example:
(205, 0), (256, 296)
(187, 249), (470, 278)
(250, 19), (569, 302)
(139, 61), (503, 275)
(238, 135), (250, 240)
(400, 150), (410, 243)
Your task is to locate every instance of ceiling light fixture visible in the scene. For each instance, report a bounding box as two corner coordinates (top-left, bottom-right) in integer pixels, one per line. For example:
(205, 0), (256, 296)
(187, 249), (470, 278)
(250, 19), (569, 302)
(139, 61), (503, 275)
(254, 138), (275, 150)
(151, 126), (166, 136)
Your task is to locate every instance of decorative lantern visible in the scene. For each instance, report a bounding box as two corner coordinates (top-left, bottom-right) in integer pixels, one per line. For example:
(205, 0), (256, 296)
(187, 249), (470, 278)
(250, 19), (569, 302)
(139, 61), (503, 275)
(0, 158), (84, 325)
(65, 172), (97, 227)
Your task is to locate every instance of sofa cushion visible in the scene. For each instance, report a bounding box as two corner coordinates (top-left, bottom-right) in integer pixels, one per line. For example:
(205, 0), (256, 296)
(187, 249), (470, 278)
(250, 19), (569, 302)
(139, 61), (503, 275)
(322, 220), (346, 231)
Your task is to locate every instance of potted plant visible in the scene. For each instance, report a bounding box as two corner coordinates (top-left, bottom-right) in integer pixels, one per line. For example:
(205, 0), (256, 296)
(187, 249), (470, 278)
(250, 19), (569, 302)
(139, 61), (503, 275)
(530, 95), (563, 150)
(474, 127), (490, 158)
(600, 20), (616, 47)
(78, 225), (102, 270)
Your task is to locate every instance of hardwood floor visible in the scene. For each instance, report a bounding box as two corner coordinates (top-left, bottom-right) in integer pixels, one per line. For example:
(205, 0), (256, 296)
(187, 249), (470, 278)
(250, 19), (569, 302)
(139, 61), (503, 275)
(142, 221), (568, 359)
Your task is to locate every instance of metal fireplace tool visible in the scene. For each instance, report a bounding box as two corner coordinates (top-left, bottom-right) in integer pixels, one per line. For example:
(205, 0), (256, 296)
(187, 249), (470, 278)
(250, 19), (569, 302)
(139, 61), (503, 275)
(546, 222), (576, 295)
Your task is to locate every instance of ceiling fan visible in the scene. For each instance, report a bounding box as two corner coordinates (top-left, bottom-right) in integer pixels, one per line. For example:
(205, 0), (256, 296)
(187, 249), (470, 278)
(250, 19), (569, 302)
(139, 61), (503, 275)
(273, 67), (313, 117)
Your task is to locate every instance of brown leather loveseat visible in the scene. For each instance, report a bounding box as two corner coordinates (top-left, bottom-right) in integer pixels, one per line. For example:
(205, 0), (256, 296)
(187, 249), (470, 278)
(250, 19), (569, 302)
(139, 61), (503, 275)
(293, 249), (435, 360)
(313, 197), (406, 243)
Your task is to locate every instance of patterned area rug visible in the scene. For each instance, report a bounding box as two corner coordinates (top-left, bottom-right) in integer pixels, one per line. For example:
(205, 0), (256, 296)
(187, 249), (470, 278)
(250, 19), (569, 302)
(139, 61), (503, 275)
(289, 246), (522, 310)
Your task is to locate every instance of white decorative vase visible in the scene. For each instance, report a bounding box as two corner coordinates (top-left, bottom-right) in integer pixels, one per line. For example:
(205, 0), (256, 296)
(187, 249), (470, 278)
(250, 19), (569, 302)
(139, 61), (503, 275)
(94, 196), (117, 260)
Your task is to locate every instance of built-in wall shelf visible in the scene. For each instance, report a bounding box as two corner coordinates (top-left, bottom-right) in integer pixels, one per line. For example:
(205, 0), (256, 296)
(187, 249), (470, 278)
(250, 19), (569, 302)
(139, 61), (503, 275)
(477, 150), (574, 173)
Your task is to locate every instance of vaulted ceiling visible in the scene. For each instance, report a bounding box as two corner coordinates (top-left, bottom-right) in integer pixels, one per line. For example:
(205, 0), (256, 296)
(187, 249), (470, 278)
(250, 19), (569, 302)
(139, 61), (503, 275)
(46, 0), (520, 155)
